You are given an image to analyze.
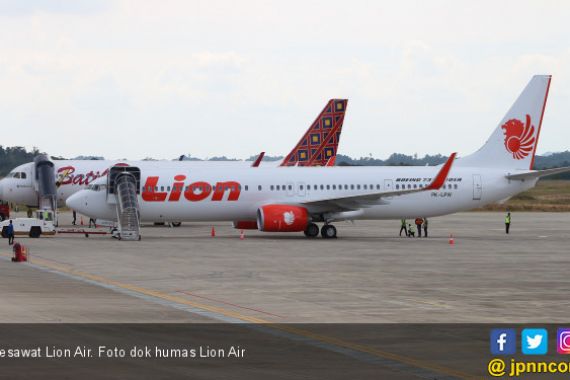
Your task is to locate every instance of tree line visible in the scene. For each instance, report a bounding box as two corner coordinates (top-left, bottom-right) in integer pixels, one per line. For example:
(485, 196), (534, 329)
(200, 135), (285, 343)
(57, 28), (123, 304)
(1, 145), (569, 179)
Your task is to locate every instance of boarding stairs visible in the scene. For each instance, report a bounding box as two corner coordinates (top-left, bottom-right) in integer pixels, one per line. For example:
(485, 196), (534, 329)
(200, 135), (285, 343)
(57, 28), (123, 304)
(34, 154), (58, 225)
(107, 166), (141, 241)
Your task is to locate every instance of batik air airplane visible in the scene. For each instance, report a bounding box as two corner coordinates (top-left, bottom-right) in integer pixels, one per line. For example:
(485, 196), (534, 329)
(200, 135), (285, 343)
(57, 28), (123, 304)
(67, 76), (569, 238)
(0, 99), (347, 208)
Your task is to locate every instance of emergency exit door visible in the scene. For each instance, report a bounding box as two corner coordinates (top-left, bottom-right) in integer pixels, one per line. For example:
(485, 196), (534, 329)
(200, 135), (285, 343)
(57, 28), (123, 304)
(473, 174), (482, 200)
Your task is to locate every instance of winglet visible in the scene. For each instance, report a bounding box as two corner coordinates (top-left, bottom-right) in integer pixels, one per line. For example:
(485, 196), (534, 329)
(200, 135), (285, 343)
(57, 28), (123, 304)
(426, 153), (457, 190)
(251, 152), (265, 167)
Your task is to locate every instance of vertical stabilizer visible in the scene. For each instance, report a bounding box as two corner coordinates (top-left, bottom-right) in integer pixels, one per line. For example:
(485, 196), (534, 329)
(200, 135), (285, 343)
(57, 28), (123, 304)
(457, 75), (551, 170)
(280, 99), (348, 166)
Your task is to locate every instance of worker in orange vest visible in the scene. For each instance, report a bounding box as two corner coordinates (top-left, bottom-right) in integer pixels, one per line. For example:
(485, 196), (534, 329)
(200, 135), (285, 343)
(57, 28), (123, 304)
(415, 217), (424, 238)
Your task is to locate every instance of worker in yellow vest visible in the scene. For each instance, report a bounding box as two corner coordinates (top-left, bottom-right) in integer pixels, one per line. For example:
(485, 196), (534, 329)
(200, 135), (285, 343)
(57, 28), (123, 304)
(505, 212), (511, 234)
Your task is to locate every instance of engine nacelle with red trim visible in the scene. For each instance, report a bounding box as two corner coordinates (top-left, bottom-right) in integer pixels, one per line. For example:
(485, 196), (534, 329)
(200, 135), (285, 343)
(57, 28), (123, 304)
(257, 205), (309, 232)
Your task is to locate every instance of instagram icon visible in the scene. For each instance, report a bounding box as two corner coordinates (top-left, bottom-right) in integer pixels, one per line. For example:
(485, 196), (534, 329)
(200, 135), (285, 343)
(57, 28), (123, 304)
(557, 328), (570, 354)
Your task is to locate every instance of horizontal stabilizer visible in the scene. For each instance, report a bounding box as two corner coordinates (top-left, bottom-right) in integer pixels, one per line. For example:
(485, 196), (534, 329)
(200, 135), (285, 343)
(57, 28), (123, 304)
(506, 166), (570, 180)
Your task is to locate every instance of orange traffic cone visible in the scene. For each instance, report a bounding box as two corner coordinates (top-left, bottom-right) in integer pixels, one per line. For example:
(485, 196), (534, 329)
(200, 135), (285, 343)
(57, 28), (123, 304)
(211, 226), (216, 237)
(449, 234), (455, 245)
(239, 230), (245, 240)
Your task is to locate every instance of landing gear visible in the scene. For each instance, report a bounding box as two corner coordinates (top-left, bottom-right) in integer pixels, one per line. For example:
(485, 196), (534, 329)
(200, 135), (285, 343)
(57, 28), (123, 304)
(321, 224), (337, 239)
(304, 223), (319, 238)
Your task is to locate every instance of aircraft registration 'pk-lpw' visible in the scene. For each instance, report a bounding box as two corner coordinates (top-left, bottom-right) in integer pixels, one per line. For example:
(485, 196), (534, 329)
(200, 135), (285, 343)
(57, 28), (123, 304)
(67, 75), (570, 239)
(0, 99), (347, 212)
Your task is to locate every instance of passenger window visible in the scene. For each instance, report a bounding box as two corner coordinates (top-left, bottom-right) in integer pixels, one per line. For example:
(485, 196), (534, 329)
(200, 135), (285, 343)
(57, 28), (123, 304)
(357, 185), (361, 190)
(344, 185), (348, 190)
(326, 185), (330, 190)
(245, 185), (248, 191)
(320, 185), (324, 190)
(454, 184), (458, 189)
(350, 184), (354, 190)
(288, 185), (292, 190)
(314, 185), (318, 190)
(396, 185), (399, 189)
(258, 185), (262, 191)
(364, 185), (368, 190)
(276, 185), (280, 190)
(300, 185), (304, 190)
(270, 185), (274, 191)
(332, 185), (336, 190)
(376, 184), (380, 190)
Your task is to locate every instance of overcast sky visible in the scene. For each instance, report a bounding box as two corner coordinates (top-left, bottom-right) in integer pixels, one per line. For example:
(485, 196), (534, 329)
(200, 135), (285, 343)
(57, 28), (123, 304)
(1, 0), (569, 160)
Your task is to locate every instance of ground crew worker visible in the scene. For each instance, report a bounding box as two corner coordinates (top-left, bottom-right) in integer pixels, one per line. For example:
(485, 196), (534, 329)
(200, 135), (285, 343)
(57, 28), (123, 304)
(408, 224), (415, 237)
(89, 218), (96, 228)
(399, 219), (407, 237)
(43, 210), (50, 221)
(72, 210), (77, 225)
(415, 217), (424, 238)
(6, 220), (15, 245)
(423, 218), (428, 237)
(505, 212), (511, 234)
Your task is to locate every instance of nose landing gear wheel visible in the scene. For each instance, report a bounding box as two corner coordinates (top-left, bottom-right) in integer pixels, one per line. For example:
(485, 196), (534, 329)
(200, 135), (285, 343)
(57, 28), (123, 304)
(321, 224), (337, 239)
(304, 223), (319, 238)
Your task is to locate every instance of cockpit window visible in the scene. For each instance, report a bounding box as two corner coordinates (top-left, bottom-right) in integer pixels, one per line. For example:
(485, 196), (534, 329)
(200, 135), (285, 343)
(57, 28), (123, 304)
(87, 184), (105, 192)
(8, 172), (26, 179)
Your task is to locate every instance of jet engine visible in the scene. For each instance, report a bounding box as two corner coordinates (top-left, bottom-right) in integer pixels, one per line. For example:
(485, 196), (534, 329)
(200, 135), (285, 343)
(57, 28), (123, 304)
(257, 205), (309, 232)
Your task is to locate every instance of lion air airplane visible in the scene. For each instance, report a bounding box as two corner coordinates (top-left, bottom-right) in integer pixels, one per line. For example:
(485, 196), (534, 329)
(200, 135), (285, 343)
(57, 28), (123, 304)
(67, 75), (570, 238)
(0, 99), (347, 209)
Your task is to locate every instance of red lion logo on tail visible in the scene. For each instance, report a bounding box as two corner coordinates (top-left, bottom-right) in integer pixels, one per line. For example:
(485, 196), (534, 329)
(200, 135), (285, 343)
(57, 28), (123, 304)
(501, 114), (535, 160)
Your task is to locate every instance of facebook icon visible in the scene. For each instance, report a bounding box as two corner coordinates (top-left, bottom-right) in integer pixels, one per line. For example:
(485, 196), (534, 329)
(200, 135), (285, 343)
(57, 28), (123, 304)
(490, 329), (516, 355)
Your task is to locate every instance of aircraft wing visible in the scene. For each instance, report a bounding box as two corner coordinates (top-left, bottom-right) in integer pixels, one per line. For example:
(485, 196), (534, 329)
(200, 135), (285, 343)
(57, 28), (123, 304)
(299, 153), (456, 213)
(506, 166), (570, 180)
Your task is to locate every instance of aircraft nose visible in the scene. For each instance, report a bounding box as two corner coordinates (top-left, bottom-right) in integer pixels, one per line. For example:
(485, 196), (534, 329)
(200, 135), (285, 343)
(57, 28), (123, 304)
(66, 191), (87, 213)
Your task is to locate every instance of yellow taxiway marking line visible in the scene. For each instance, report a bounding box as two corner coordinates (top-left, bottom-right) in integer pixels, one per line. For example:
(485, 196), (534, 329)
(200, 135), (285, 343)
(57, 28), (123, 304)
(2, 254), (475, 380)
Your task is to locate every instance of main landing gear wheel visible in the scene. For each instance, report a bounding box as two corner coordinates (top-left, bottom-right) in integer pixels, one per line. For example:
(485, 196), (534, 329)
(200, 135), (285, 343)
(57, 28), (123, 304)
(304, 223), (319, 238)
(321, 224), (337, 239)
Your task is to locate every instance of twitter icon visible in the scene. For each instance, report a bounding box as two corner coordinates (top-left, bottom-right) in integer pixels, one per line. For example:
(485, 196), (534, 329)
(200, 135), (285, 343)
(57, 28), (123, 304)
(522, 328), (548, 355)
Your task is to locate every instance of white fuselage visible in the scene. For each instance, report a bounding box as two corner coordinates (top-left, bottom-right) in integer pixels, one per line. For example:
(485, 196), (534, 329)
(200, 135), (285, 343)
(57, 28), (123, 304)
(0, 160), (255, 207)
(67, 165), (537, 223)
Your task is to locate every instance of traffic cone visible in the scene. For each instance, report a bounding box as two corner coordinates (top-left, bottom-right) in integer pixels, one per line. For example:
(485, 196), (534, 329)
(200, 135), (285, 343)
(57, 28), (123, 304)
(211, 226), (216, 237)
(449, 234), (455, 245)
(239, 230), (245, 240)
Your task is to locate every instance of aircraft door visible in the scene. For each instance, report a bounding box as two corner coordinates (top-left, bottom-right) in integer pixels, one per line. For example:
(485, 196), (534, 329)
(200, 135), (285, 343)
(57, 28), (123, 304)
(473, 174), (482, 200)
